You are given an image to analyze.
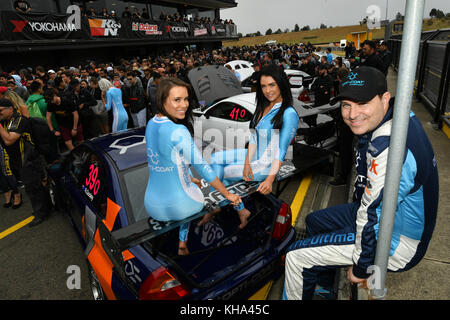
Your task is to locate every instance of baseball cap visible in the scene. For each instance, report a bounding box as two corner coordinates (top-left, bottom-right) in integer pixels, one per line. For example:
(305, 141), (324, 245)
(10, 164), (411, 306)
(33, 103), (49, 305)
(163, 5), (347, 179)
(0, 86), (8, 94)
(330, 66), (387, 105)
(48, 69), (56, 74)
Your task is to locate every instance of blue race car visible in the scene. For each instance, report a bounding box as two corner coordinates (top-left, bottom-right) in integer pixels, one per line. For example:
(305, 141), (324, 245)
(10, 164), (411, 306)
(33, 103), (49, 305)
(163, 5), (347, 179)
(48, 127), (297, 300)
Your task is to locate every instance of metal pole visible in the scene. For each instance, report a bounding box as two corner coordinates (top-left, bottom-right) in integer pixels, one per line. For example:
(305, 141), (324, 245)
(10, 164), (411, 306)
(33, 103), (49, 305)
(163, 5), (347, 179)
(370, 0), (424, 300)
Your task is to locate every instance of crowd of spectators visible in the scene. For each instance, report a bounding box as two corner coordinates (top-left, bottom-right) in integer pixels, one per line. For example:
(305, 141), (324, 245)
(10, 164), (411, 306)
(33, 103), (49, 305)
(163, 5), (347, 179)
(78, 6), (235, 25)
(0, 40), (391, 226)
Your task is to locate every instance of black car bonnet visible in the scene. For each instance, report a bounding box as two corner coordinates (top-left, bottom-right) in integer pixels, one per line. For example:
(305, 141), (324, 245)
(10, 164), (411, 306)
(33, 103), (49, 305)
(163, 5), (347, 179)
(187, 65), (243, 107)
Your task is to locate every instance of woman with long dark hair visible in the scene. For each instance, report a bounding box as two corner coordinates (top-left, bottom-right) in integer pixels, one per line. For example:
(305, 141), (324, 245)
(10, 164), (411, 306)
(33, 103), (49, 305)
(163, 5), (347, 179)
(144, 78), (243, 255)
(210, 63), (299, 195)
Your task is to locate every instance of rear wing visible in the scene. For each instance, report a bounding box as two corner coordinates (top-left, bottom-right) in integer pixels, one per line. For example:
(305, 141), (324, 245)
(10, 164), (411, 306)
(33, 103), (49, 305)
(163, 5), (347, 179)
(112, 143), (333, 250)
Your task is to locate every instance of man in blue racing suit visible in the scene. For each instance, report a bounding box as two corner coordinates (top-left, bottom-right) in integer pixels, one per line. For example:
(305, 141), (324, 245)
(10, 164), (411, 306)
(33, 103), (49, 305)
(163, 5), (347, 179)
(283, 66), (439, 300)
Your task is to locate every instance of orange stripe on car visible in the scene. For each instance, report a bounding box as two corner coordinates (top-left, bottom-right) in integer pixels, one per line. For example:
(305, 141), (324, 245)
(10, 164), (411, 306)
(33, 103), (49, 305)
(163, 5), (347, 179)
(122, 250), (135, 261)
(103, 198), (121, 231)
(87, 229), (117, 300)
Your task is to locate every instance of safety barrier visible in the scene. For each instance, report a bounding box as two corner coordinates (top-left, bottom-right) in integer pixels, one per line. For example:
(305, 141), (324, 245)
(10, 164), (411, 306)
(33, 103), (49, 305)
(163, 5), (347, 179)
(388, 28), (450, 130)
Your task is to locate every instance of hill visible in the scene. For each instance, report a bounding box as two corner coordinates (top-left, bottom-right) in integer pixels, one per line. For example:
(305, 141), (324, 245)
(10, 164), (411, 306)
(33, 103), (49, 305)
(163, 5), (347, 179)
(223, 18), (450, 47)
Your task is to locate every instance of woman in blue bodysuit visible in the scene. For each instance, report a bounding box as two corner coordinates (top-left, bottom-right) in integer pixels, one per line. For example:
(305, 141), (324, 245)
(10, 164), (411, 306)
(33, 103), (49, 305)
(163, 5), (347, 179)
(210, 64), (299, 196)
(98, 79), (128, 133)
(144, 78), (244, 255)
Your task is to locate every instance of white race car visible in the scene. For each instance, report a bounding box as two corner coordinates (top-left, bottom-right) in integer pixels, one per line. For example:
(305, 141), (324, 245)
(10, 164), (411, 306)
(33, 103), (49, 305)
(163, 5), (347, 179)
(193, 92), (338, 151)
(188, 65), (338, 153)
(224, 60), (255, 82)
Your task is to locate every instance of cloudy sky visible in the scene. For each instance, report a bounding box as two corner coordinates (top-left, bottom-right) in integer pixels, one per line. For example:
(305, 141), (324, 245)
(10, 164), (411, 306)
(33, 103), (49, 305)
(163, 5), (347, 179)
(221, 0), (450, 35)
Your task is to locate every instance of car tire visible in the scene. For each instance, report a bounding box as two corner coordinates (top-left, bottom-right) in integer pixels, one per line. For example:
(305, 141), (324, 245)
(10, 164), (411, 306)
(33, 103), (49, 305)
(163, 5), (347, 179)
(48, 176), (65, 212)
(87, 263), (106, 300)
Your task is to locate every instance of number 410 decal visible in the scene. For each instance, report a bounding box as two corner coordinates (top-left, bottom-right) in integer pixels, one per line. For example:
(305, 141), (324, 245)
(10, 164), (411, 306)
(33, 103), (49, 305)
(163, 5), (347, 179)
(229, 107), (246, 121)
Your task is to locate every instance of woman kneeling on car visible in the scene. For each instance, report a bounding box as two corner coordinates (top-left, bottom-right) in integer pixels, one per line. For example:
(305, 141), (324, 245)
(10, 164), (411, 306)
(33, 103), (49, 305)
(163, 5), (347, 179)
(144, 77), (247, 255)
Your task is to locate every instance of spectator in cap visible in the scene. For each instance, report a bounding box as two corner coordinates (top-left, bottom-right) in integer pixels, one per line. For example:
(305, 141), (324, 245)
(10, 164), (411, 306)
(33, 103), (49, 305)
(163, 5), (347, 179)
(7, 76), (29, 101)
(284, 66), (439, 300)
(378, 41), (393, 76)
(0, 86), (8, 98)
(48, 70), (57, 81)
(311, 64), (333, 107)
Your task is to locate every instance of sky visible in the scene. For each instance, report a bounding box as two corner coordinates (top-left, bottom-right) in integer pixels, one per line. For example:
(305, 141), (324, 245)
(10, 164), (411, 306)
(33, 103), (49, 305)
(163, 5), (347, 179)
(220, 0), (450, 36)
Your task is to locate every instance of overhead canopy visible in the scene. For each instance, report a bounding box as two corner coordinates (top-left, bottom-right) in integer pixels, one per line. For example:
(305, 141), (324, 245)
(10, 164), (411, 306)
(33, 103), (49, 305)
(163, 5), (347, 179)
(160, 0), (237, 9)
(123, 0), (237, 10)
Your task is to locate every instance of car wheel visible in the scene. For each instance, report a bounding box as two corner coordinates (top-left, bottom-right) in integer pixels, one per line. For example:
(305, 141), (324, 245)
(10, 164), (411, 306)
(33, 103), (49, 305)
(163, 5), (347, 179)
(87, 263), (106, 300)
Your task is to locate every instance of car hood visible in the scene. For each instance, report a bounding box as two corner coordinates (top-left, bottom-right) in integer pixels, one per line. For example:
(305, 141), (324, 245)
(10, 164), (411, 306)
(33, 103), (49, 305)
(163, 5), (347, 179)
(188, 65), (243, 107)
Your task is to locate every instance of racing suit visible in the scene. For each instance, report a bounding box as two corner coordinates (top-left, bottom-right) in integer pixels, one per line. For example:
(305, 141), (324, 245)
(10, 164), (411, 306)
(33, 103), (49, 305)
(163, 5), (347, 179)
(283, 104), (439, 300)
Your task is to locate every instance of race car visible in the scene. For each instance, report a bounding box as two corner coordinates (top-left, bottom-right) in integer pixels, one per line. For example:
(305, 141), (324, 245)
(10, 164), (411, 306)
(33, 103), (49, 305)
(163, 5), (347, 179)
(47, 127), (297, 300)
(187, 65), (338, 152)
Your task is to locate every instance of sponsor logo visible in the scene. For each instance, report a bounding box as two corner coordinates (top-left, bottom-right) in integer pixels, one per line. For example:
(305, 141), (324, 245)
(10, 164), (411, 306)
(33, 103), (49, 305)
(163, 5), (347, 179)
(369, 159), (379, 175)
(342, 72), (365, 87)
(165, 25), (189, 33)
(89, 19), (121, 36)
(132, 22), (162, 35)
(10, 6), (80, 33)
(10, 20), (78, 32)
(194, 28), (208, 36)
(10, 20), (27, 32)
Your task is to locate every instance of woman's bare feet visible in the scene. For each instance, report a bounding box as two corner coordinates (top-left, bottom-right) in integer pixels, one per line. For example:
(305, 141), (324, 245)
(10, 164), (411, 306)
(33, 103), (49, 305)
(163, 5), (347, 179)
(238, 208), (251, 229)
(178, 241), (189, 256)
(197, 208), (221, 227)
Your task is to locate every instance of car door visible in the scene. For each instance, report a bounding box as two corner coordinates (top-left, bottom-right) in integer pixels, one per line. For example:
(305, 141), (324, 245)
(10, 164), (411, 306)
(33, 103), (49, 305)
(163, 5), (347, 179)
(202, 101), (253, 149)
(63, 145), (109, 243)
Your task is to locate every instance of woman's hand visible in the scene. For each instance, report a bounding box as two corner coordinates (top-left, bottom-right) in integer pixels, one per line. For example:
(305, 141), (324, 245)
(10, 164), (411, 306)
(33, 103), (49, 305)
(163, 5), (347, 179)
(225, 192), (241, 206)
(257, 176), (275, 195)
(243, 163), (254, 181)
(190, 177), (202, 189)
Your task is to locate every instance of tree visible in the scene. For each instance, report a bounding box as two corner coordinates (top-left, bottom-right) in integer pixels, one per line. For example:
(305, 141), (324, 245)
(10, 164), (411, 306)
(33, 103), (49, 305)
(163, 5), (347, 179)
(301, 25), (310, 31)
(265, 28), (272, 35)
(274, 28), (283, 34)
(294, 24), (300, 32)
(320, 23), (327, 29)
(284, 28), (289, 33)
(429, 8), (437, 17)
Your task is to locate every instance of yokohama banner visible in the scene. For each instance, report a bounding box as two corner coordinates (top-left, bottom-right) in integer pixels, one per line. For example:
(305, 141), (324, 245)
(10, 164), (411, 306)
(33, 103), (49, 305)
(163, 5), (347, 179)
(0, 11), (235, 42)
(1, 11), (83, 40)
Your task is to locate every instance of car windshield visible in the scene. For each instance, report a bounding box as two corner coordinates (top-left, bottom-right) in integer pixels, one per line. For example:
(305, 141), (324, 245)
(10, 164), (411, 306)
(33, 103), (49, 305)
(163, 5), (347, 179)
(121, 164), (149, 223)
